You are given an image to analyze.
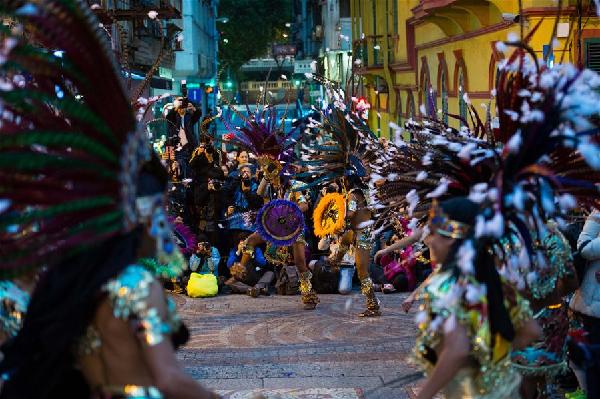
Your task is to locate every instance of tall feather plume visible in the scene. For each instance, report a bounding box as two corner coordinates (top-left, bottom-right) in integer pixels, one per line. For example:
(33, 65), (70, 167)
(0, 0), (140, 277)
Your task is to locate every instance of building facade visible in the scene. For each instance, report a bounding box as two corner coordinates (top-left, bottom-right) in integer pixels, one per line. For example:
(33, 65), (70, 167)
(90, 0), (183, 97)
(174, 0), (219, 116)
(351, 0), (600, 137)
(321, 0), (353, 86)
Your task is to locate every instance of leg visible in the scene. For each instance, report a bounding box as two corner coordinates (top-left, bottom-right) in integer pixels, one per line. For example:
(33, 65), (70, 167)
(254, 271), (274, 295)
(355, 242), (381, 317)
(225, 277), (252, 294)
(293, 240), (319, 310)
(237, 232), (265, 268)
(352, 210), (381, 317)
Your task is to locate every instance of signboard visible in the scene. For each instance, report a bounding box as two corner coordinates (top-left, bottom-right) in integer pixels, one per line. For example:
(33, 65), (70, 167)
(294, 60), (314, 74)
(187, 88), (203, 104)
(272, 44), (297, 57)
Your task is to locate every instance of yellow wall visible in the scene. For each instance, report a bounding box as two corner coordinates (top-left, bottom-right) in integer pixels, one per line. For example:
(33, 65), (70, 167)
(352, 0), (600, 136)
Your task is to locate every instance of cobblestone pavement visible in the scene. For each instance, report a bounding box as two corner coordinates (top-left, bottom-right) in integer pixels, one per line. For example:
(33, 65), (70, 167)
(174, 291), (430, 399)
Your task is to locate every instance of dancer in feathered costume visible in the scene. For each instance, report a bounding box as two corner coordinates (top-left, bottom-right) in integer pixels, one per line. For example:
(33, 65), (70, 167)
(299, 86), (386, 316)
(221, 105), (319, 309)
(0, 1), (218, 398)
(409, 35), (600, 398)
(489, 40), (600, 398)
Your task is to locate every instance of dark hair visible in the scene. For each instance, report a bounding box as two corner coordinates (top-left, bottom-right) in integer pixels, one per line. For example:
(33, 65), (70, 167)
(0, 154), (170, 399)
(438, 197), (516, 344)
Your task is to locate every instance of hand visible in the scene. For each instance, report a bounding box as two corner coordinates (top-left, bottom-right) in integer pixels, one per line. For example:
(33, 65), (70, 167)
(596, 270), (600, 283)
(241, 180), (250, 192)
(374, 249), (387, 263)
(401, 296), (415, 313)
(227, 206), (235, 216)
(230, 262), (247, 280)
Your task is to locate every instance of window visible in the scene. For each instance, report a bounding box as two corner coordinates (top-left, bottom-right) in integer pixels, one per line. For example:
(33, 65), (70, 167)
(372, 0), (377, 36)
(407, 91), (415, 120)
(458, 67), (468, 126)
(393, 0), (398, 34)
(396, 90), (402, 126)
(340, 0), (350, 18)
(585, 38), (600, 73)
(422, 73), (430, 117)
(441, 67), (448, 124)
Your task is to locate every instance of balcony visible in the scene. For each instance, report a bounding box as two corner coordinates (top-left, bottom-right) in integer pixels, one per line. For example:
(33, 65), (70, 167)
(354, 35), (396, 68)
(88, 0), (181, 23)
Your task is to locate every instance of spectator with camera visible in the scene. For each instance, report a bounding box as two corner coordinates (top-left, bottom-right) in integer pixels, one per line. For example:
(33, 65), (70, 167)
(189, 238), (221, 277)
(188, 138), (225, 239)
(222, 163), (263, 227)
(164, 96), (202, 179)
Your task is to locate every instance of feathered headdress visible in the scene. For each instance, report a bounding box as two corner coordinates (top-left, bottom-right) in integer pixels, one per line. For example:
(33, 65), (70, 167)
(221, 104), (298, 184)
(297, 85), (383, 189)
(0, 0), (160, 277)
(370, 119), (500, 229)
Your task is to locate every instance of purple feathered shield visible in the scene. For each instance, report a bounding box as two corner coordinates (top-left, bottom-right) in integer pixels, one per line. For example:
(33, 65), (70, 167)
(255, 199), (305, 247)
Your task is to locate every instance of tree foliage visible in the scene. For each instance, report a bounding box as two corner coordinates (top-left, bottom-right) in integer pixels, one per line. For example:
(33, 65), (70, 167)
(218, 0), (291, 82)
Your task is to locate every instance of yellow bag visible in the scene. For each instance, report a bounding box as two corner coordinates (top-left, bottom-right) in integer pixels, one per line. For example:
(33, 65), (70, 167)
(186, 272), (218, 298)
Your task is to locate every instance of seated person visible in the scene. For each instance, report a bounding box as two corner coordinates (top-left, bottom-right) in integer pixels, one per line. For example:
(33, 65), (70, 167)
(328, 238), (356, 295)
(311, 237), (356, 295)
(189, 238), (221, 276)
(222, 164), (263, 226)
(225, 238), (274, 297)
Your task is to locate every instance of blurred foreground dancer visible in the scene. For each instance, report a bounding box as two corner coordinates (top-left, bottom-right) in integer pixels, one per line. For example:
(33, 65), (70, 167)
(0, 1), (218, 398)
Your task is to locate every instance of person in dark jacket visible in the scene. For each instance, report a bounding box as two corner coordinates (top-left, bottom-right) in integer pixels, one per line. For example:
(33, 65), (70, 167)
(164, 97), (202, 179)
(188, 139), (224, 240)
(222, 164), (263, 225)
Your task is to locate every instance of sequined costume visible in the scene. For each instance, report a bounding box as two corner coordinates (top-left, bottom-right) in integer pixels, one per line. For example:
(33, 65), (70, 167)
(297, 87), (390, 316)
(0, 281), (30, 340)
(509, 224), (575, 378)
(415, 269), (533, 399)
(0, 1), (217, 397)
(77, 265), (183, 398)
(222, 100), (319, 309)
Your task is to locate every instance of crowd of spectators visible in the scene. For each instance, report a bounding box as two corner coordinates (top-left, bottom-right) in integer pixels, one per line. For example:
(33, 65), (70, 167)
(154, 99), (432, 299)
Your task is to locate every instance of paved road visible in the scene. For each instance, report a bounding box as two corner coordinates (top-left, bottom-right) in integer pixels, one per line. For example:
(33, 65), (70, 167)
(174, 291), (429, 399)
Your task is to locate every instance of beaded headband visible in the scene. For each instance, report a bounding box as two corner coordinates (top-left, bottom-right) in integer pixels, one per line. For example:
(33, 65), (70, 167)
(428, 200), (471, 239)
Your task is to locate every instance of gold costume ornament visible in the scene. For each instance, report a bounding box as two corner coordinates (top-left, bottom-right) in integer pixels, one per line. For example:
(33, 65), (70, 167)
(258, 156), (283, 187)
(313, 193), (346, 238)
(428, 199), (471, 239)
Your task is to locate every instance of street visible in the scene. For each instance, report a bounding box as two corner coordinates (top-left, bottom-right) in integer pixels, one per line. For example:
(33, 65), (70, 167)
(174, 292), (428, 399)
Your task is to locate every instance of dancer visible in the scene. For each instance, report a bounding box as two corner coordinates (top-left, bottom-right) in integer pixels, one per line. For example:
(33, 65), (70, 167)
(410, 32), (600, 397)
(221, 106), (319, 310)
(301, 94), (385, 316)
(414, 198), (540, 399)
(0, 1), (218, 397)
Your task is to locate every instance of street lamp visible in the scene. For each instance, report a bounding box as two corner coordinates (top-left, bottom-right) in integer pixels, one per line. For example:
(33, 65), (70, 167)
(216, 17), (229, 23)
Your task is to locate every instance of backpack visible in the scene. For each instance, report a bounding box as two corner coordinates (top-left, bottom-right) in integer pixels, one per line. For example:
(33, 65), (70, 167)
(311, 260), (339, 294)
(275, 265), (300, 295)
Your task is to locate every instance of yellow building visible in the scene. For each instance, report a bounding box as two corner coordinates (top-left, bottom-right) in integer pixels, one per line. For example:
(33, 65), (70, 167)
(351, 0), (600, 137)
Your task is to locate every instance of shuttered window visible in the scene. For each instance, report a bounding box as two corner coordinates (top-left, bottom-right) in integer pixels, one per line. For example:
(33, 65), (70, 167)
(585, 39), (600, 73)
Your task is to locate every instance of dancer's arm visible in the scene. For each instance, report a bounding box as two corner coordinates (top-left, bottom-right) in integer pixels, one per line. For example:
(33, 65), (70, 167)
(374, 227), (423, 262)
(257, 177), (269, 197)
(416, 320), (470, 399)
(401, 267), (436, 313)
(141, 282), (219, 399)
